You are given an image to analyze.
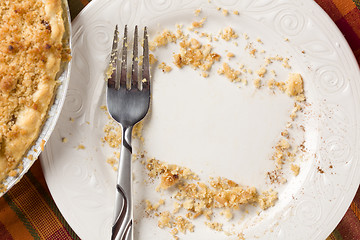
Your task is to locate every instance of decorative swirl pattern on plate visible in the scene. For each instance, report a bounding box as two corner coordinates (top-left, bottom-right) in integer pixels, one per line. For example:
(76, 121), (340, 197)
(84, 23), (113, 53)
(315, 173), (337, 201)
(144, 0), (176, 13)
(246, 0), (278, 10)
(274, 8), (305, 36)
(320, 135), (351, 163)
(320, 103), (351, 136)
(295, 199), (321, 226)
(62, 163), (89, 183)
(214, 0), (242, 7)
(314, 65), (346, 95)
(62, 88), (84, 118)
(301, 41), (334, 57)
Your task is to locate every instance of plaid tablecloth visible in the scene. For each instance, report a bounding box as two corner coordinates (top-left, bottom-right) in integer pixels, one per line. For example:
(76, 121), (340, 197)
(0, 0), (359, 239)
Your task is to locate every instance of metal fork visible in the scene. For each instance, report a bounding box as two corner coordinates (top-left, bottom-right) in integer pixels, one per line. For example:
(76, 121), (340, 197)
(107, 25), (150, 240)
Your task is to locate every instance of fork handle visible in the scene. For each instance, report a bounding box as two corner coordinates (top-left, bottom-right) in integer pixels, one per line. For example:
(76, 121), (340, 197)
(111, 126), (133, 240)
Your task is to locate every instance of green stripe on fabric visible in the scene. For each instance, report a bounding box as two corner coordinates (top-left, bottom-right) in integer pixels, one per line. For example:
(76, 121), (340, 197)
(3, 194), (40, 240)
(354, 0), (360, 10)
(26, 171), (80, 240)
(331, 228), (344, 240)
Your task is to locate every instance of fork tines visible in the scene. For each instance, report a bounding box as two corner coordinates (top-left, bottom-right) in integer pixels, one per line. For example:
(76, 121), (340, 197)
(109, 25), (150, 92)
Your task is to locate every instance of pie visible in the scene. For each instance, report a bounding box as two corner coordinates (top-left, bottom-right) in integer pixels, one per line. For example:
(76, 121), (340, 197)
(0, 0), (67, 182)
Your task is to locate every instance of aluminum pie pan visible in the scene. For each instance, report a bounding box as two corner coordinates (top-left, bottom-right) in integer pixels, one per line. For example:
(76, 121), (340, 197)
(0, 0), (72, 196)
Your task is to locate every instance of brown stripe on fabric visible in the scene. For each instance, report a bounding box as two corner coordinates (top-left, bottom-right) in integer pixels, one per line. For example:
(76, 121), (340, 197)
(79, 0), (90, 6)
(68, 0), (90, 20)
(354, 48), (360, 64)
(0, 221), (13, 240)
(315, 0), (345, 21)
(30, 161), (48, 191)
(335, 17), (360, 61)
(353, 187), (360, 205)
(336, 207), (360, 239)
(344, 8), (360, 41)
(7, 176), (71, 239)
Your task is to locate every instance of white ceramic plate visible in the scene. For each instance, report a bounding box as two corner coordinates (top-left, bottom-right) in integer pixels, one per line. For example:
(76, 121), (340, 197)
(0, 0), (72, 196)
(41, 0), (360, 239)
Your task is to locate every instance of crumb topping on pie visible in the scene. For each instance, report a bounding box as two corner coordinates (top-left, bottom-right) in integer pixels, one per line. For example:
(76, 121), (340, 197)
(0, 0), (65, 181)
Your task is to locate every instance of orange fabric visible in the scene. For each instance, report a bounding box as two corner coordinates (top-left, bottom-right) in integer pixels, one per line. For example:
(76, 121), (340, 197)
(0, 197), (33, 240)
(333, 0), (357, 15)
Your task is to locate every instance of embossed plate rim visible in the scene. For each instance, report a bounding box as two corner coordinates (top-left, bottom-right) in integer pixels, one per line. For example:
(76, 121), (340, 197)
(41, 0), (360, 239)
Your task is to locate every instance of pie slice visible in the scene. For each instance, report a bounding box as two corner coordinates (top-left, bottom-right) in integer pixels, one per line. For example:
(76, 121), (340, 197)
(0, 0), (67, 182)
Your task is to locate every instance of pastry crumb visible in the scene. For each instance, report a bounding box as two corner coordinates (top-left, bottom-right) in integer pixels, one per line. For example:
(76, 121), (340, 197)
(291, 164), (300, 176)
(254, 78), (261, 88)
(221, 26), (238, 41)
(205, 222), (223, 231)
(159, 62), (172, 72)
(285, 73), (303, 97)
(194, 8), (201, 16)
(257, 67), (267, 78)
(77, 144), (85, 150)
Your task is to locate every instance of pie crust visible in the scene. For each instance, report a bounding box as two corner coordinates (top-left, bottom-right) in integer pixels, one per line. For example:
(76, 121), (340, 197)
(0, 0), (65, 182)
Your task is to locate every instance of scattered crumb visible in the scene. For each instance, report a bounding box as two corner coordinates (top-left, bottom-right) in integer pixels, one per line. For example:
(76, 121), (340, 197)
(173, 38), (220, 73)
(254, 78), (261, 88)
(258, 189), (278, 210)
(205, 222), (223, 231)
(158, 211), (172, 228)
(220, 208), (233, 220)
(77, 144), (85, 150)
(317, 166), (324, 174)
(8, 170), (17, 177)
(159, 62), (172, 72)
(194, 8), (201, 16)
(267, 79), (276, 89)
(282, 58), (291, 69)
(40, 139), (46, 151)
(107, 157), (118, 171)
(227, 52), (235, 59)
(218, 63), (241, 82)
(221, 27), (238, 41)
(150, 29), (177, 50)
(191, 17), (207, 29)
(285, 73), (303, 97)
(257, 67), (267, 77)
(291, 164), (300, 176)
(149, 54), (158, 64)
